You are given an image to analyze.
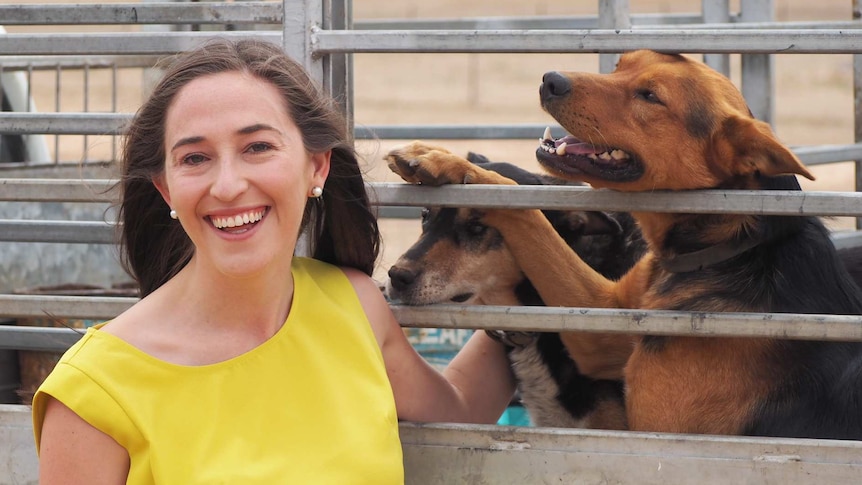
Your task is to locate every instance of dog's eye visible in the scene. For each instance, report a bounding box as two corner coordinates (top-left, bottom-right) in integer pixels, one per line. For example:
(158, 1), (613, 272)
(466, 221), (486, 236)
(635, 89), (662, 105)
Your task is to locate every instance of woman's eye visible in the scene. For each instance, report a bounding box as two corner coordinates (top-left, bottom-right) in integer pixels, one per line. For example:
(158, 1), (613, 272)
(247, 142), (273, 154)
(181, 153), (207, 165)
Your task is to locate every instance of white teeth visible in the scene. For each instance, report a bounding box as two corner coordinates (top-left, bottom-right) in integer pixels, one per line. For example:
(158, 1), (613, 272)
(599, 152), (612, 160)
(213, 210), (263, 229)
(588, 153), (597, 160)
(542, 126), (553, 141)
(555, 142), (568, 156)
(610, 149), (628, 160)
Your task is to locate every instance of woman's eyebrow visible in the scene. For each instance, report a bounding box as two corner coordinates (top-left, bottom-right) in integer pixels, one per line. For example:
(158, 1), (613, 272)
(169, 124), (282, 153)
(238, 123), (282, 135)
(170, 136), (204, 153)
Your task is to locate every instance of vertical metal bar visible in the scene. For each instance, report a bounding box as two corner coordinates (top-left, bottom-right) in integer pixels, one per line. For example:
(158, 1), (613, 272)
(54, 65), (61, 164)
(283, 0), (324, 82)
(326, 0), (353, 135)
(854, 0), (862, 229)
(0, 65), (4, 162)
(83, 63), (90, 162)
(702, 0), (731, 77)
(740, 0), (775, 125)
(598, 0), (630, 74)
(26, 65), (33, 112)
(112, 63), (118, 163)
(286, 0), (325, 257)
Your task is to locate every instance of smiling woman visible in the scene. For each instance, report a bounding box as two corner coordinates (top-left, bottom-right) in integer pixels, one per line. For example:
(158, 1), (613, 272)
(29, 38), (517, 485)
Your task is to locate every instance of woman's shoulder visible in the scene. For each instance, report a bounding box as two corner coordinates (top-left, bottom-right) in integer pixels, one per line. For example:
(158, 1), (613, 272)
(96, 286), (189, 363)
(294, 257), (383, 301)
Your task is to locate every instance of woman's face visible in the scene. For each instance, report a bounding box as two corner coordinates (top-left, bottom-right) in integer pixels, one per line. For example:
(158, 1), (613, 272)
(154, 70), (330, 278)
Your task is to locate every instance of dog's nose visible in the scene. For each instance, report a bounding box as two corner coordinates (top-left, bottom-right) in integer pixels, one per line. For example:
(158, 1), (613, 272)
(388, 266), (418, 291)
(540, 71), (572, 103)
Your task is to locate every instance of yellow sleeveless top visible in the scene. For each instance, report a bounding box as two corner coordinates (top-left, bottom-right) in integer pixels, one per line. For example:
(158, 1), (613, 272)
(32, 257), (404, 484)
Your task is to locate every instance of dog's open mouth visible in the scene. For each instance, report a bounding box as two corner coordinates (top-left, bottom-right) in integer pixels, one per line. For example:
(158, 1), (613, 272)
(535, 127), (644, 182)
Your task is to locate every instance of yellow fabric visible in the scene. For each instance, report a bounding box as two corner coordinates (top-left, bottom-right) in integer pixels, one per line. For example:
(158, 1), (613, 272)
(32, 257), (403, 484)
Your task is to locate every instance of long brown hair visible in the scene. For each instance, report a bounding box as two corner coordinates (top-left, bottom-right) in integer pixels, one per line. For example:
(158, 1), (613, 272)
(119, 38), (380, 297)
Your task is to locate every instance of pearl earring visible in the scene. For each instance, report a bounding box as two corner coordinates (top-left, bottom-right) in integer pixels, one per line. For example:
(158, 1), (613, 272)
(311, 186), (323, 198)
(169, 209), (178, 220)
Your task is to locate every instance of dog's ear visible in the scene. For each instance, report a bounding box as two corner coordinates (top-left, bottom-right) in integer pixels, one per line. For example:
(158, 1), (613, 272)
(554, 211), (622, 237)
(466, 152), (493, 165)
(713, 116), (815, 181)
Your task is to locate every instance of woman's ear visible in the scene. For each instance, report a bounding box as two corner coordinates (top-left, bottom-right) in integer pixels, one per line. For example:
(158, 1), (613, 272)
(310, 150), (332, 190)
(152, 174), (172, 207)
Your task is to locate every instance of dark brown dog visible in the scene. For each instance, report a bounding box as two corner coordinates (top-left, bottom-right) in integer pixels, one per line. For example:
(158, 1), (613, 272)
(385, 50), (862, 439)
(386, 153), (644, 429)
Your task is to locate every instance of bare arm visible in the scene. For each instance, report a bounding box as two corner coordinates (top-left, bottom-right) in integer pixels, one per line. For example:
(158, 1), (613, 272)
(39, 397), (130, 484)
(345, 269), (516, 423)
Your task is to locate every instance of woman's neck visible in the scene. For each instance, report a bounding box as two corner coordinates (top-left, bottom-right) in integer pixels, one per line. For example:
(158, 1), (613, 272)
(165, 255), (296, 340)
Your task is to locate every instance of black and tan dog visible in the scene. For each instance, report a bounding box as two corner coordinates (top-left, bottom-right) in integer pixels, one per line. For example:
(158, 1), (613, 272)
(386, 50), (862, 439)
(386, 153), (645, 429)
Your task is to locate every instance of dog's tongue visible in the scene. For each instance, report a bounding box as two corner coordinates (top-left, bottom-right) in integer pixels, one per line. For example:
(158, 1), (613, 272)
(555, 135), (602, 155)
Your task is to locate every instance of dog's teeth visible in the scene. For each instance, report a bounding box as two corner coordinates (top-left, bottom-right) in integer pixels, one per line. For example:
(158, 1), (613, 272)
(599, 152), (612, 160)
(555, 142), (568, 156)
(611, 149), (628, 160)
(588, 153), (597, 160)
(542, 126), (553, 141)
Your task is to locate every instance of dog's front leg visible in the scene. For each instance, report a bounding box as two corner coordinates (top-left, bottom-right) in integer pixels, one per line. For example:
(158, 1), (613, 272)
(386, 142), (635, 379)
(483, 209), (638, 380)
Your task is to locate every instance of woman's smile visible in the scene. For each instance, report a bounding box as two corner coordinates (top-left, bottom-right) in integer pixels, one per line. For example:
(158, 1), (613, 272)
(209, 206), (269, 233)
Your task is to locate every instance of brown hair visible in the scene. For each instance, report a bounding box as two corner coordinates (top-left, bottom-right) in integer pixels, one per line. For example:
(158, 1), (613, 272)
(119, 38), (380, 297)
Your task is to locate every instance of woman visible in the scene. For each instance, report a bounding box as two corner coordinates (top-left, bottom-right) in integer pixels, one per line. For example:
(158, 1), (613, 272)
(33, 39), (515, 484)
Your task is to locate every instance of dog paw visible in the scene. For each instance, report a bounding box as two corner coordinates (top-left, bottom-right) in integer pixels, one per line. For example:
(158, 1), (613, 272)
(385, 141), (479, 186)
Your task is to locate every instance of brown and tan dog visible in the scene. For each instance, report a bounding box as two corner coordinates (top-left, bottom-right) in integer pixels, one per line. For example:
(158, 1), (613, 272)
(386, 50), (862, 439)
(386, 153), (645, 429)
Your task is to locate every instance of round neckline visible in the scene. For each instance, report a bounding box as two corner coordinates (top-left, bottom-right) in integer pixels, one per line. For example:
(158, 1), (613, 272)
(88, 264), (300, 370)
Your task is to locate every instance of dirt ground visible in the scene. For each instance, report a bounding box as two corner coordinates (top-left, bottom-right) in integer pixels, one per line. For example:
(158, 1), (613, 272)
(3, 0), (859, 280)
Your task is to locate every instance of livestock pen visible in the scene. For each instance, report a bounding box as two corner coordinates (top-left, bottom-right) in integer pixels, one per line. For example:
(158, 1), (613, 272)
(2, 0), (862, 483)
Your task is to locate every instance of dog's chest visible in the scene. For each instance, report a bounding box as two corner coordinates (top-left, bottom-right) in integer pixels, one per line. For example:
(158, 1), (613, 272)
(624, 337), (777, 434)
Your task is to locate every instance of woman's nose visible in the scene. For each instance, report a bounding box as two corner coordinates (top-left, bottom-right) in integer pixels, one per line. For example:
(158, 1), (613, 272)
(209, 158), (249, 201)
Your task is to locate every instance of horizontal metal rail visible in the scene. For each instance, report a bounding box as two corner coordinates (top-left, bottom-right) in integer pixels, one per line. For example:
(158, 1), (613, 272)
(0, 326), (83, 352)
(399, 423), (862, 484)
(0, 31), (277, 56)
(370, 185), (862, 216)
(3, 114), (862, 166)
(355, 13), (705, 30)
(0, 220), (116, 244)
(0, 55), (162, 71)
(5, 218), (860, 245)
(4, 299), (862, 351)
(314, 29), (862, 55)
(0, 2), (281, 25)
(354, 124), (570, 141)
(0, 8), (699, 29)
(5, 180), (862, 215)
(0, 179), (116, 202)
(3, 29), (862, 56)
(0, 113), (129, 135)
